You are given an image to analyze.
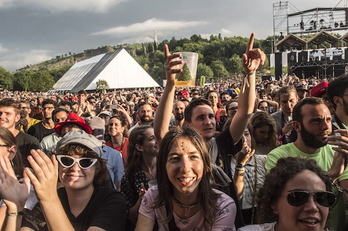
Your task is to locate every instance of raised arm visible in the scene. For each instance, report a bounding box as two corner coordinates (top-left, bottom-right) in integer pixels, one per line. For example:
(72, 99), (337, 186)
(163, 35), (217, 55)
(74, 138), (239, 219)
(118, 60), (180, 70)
(230, 33), (266, 143)
(153, 45), (183, 142)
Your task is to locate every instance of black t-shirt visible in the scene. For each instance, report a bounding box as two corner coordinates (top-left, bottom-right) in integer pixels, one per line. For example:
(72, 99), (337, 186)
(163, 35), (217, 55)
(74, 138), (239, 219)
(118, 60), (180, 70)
(22, 187), (127, 231)
(27, 122), (54, 142)
(15, 131), (41, 168)
(215, 128), (244, 228)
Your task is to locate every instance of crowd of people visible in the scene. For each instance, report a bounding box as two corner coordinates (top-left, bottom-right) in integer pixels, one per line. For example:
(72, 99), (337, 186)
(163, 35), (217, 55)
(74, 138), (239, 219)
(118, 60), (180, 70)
(0, 33), (347, 230)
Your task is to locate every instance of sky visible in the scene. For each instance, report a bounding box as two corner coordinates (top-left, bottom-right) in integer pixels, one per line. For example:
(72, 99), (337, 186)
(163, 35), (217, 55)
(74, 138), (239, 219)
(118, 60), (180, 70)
(0, 0), (346, 72)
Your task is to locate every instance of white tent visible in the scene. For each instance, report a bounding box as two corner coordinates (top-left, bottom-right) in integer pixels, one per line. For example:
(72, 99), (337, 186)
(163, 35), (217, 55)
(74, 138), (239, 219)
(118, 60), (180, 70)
(52, 48), (159, 92)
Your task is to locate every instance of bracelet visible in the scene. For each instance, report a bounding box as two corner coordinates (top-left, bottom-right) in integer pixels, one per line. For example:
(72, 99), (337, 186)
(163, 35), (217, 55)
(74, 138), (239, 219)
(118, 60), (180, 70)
(6, 211), (24, 217)
(235, 167), (245, 171)
(236, 163), (245, 168)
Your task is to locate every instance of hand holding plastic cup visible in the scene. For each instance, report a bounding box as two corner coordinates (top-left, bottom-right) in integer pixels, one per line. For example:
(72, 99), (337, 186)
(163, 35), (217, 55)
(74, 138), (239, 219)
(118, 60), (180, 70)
(173, 52), (198, 87)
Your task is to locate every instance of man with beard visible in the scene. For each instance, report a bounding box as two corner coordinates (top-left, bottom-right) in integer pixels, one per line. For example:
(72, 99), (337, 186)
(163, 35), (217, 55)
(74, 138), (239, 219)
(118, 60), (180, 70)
(27, 98), (57, 141)
(266, 97), (348, 231)
(170, 100), (185, 127)
(128, 102), (154, 134)
(327, 75), (348, 131)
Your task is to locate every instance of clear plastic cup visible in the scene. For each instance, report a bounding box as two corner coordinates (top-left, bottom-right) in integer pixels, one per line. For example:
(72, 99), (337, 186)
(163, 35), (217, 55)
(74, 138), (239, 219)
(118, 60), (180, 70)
(174, 52), (198, 87)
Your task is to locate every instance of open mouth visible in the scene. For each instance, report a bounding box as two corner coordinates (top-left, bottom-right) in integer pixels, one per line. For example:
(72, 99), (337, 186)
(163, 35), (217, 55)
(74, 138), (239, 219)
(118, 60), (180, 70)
(178, 177), (194, 186)
(299, 218), (320, 226)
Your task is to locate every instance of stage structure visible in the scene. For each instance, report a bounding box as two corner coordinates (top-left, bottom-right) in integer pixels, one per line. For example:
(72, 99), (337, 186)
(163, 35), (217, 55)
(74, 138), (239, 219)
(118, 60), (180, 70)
(272, 1), (348, 79)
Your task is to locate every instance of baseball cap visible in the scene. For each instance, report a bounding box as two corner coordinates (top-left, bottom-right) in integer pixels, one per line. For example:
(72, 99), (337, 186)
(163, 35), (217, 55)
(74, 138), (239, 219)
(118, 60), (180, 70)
(178, 90), (189, 99)
(54, 112), (92, 136)
(310, 81), (329, 97)
(56, 130), (103, 157)
(98, 111), (112, 117)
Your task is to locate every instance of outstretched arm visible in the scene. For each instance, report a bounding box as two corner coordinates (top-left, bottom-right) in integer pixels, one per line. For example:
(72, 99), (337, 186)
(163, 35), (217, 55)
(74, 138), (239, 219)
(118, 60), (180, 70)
(230, 33), (266, 144)
(153, 45), (183, 142)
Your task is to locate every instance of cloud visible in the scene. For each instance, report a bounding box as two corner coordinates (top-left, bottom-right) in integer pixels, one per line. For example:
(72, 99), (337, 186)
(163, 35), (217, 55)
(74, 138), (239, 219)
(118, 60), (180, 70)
(92, 18), (208, 39)
(0, 0), (127, 13)
(0, 43), (9, 53)
(0, 50), (52, 72)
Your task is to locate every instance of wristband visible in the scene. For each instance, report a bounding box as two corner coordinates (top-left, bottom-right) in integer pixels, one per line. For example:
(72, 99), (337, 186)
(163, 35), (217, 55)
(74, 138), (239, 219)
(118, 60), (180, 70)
(236, 163), (244, 168)
(7, 211), (24, 217)
(235, 167), (245, 171)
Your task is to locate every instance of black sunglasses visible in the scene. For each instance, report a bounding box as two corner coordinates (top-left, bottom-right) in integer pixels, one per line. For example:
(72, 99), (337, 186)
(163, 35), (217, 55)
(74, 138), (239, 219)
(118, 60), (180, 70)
(286, 190), (336, 208)
(56, 155), (98, 169)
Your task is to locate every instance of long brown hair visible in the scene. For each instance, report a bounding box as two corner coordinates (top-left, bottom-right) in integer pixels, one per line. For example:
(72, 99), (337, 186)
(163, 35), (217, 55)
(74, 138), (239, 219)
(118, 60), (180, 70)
(155, 127), (219, 228)
(125, 125), (152, 176)
(248, 111), (278, 150)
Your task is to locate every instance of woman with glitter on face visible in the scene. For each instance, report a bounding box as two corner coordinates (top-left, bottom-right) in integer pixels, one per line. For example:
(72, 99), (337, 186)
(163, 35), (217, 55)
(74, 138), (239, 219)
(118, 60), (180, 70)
(135, 127), (237, 230)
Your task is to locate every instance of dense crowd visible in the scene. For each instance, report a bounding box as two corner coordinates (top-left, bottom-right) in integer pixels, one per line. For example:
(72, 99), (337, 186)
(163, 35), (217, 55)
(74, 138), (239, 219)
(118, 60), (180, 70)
(0, 34), (347, 231)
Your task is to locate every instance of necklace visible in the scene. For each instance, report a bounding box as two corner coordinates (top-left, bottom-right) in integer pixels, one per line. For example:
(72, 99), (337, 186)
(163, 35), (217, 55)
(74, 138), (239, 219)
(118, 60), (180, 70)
(173, 197), (199, 218)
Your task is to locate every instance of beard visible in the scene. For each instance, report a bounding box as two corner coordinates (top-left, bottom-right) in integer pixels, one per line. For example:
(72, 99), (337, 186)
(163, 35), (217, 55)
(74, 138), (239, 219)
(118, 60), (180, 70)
(300, 123), (329, 149)
(140, 116), (153, 124)
(175, 113), (184, 121)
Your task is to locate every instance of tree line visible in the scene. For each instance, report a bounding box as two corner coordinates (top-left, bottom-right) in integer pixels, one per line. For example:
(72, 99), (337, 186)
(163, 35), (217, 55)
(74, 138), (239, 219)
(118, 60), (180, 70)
(0, 34), (276, 91)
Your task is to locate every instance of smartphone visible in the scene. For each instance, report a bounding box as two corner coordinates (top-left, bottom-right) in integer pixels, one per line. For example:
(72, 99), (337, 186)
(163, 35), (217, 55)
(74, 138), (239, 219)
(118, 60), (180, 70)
(110, 105), (118, 110)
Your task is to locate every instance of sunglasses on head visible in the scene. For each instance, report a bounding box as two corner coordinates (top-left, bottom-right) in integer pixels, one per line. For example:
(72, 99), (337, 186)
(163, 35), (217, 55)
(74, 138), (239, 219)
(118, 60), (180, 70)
(56, 155), (98, 169)
(285, 190), (336, 208)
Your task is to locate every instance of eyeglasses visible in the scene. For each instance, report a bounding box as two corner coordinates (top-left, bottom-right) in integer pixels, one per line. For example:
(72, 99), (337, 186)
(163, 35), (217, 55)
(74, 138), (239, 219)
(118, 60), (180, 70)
(285, 190), (336, 207)
(0, 144), (11, 147)
(56, 155), (98, 169)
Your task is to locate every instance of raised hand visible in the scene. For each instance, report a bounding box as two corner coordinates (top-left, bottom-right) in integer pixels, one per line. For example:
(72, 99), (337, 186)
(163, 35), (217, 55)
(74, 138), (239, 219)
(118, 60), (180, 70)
(242, 33), (266, 74)
(0, 155), (30, 211)
(164, 44), (183, 85)
(234, 138), (255, 166)
(25, 149), (59, 203)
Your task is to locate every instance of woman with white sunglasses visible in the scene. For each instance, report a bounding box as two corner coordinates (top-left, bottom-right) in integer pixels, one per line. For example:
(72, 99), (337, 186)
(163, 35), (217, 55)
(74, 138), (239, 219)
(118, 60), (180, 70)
(19, 130), (127, 231)
(238, 157), (336, 231)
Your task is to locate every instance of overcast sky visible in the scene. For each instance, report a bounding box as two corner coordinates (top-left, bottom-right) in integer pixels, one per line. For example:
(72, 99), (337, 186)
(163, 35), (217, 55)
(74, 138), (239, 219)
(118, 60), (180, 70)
(0, 0), (345, 72)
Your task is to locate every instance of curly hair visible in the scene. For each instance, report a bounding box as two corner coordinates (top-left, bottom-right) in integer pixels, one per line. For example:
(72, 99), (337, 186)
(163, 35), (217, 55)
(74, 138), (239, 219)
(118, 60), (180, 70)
(248, 111), (278, 151)
(155, 127), (219, 228)
(109, 115), (129, 138)
(56, 144), (108, 186)
(256, 157), (332, 223)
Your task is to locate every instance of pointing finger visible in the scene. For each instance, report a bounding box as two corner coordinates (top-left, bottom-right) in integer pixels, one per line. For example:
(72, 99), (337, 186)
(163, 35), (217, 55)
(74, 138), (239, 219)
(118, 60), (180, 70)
(246, 33), (255, 53)
(164, 44), (170, 58)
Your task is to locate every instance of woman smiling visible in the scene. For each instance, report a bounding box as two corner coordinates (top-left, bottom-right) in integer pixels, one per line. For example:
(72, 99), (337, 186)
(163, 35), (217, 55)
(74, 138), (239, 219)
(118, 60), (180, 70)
(135, 127), (236, 230)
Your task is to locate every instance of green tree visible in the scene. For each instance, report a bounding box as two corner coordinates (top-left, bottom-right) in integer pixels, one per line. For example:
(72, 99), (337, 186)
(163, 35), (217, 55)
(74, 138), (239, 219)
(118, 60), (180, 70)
(210, 60), (229, 78)
(96, 79), (109, 93)
(197, 63), (213, 79)
(0, 66), (13, 90)
(176, 63), (192, 81)
(229, 54), (243, 74)
(13, 71), (30, 91)
(29, 71), (55, 92)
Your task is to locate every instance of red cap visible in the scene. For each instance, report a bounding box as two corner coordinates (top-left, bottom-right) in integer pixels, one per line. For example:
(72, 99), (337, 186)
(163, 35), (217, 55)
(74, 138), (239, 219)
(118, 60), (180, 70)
(54, 112), (92, 136)
(310, 81), (329, 97)
(178, 90), (189, 99)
